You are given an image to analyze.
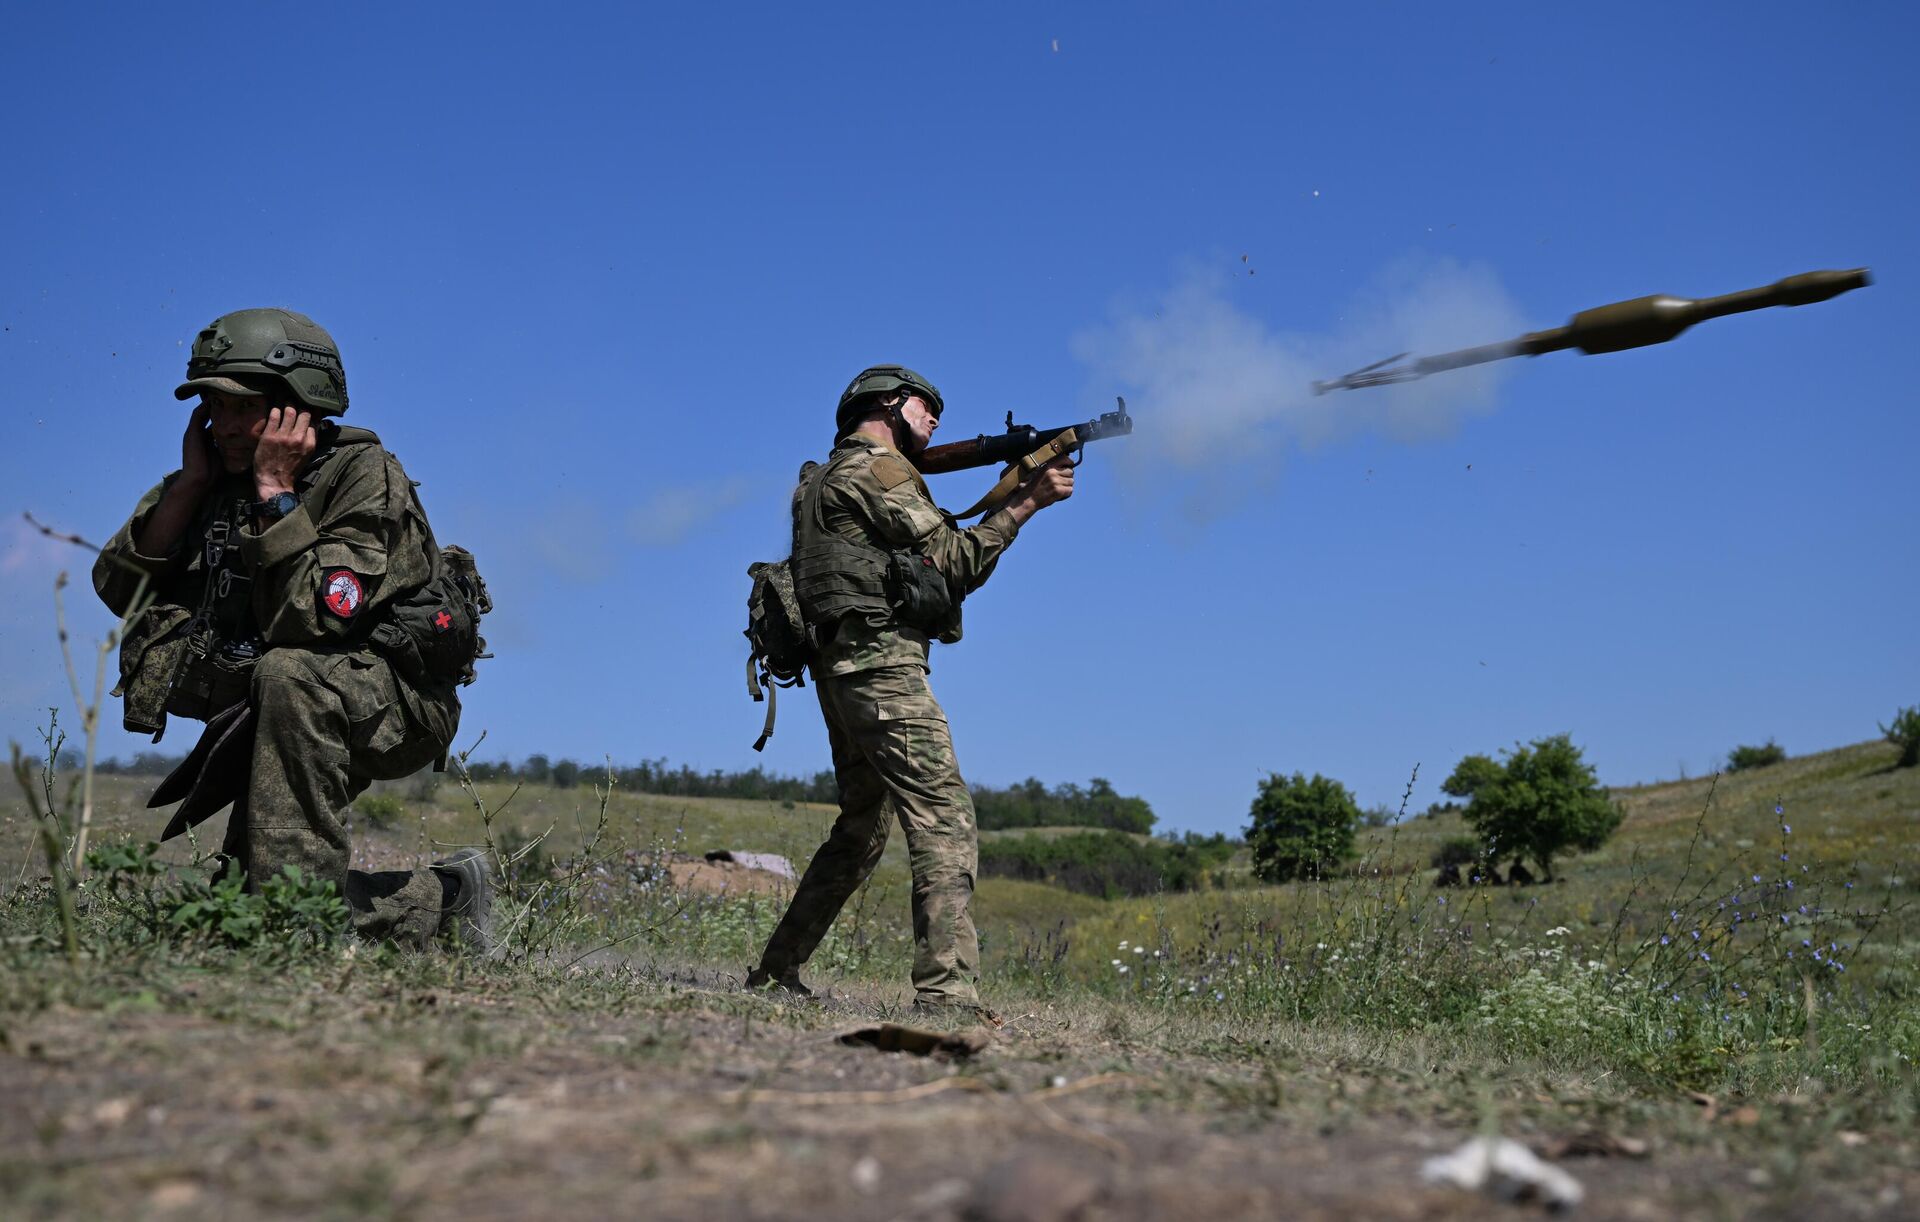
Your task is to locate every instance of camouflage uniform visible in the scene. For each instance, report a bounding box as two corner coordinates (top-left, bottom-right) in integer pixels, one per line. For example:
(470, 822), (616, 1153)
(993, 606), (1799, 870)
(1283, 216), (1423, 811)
(756, 434), (1022, 1004)
(95, 426), (461, 947)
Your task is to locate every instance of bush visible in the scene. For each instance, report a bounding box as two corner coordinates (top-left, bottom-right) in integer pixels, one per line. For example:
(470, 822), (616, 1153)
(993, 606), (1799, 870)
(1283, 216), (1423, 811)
(1430, 836), (1482, 870)
(1727, 740), (1787, 772)
(1245, 772), (1359, 883)
(353, 793), (408, 827)
(1457, 735), (1623, 882)
(978, 830), (1233, 899)
(1881, 705), (1920, 768)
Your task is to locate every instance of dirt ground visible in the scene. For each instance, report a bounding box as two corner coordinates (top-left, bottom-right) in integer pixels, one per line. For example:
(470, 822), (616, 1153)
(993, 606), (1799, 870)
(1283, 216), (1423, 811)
(5, 955), (1914, 1222)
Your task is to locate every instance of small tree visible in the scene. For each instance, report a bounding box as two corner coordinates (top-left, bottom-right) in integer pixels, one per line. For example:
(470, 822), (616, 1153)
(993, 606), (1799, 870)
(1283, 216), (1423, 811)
(551, 758), (581, 789)
(1881, 705), (1920, 769)
(1246, 772), (1359, 883)
(1726, 740), (1787, 772)
(1459, 734), (1623, 882)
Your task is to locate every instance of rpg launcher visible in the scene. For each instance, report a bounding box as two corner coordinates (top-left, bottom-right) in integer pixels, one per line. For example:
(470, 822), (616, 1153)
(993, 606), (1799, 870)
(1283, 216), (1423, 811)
(916, 398), (1134, 519)
(1312, 268), (1872, 394)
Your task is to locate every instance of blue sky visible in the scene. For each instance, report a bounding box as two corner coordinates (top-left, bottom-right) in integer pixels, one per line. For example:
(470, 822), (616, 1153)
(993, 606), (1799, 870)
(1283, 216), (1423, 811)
(2, 3), (1913, 835)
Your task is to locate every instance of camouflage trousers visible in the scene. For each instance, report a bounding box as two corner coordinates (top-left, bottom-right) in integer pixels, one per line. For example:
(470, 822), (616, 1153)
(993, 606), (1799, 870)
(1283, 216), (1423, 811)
(757, 664), (980, 1003)
(220, 646), (460, 948)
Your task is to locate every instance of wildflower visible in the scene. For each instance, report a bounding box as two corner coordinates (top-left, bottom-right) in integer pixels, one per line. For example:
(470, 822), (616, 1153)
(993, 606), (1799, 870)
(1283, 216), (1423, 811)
(1117, 964), (1129, 975)
(1701, 952), (1710, 961)
(1213, 991), (1224, 1002)
(1798, 905), (1807, 914)
(1780, 853), (1789, 862)
(1670, 910), (1680, 922)
(1751, 875), (1762, 884)
(1660, 935), (1671, 945)
(1782, 824), (1791, 834)
(1111, 959), (1123, 967)
(1691, 930), (1701, 941)
(1775, 803), (1783, 815)
(1132, 946), (1145, 955)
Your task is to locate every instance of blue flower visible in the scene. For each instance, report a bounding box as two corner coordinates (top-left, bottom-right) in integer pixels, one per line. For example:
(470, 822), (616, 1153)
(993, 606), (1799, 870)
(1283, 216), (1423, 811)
(1691, 930), (1701, 941)
(1751, 875), (1762, 884)
(1660, 935), (1670, 945)
(1782, 824), (1791, 834)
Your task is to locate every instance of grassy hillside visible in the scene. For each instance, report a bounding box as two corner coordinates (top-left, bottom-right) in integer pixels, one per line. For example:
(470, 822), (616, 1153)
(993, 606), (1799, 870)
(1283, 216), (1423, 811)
(5, 739), (1917, 1217)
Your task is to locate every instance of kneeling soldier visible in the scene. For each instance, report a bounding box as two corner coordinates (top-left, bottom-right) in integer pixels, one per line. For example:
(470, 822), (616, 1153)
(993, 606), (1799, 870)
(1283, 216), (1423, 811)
(94, 308), (489, 950)
(748, 365), (1074, 1016)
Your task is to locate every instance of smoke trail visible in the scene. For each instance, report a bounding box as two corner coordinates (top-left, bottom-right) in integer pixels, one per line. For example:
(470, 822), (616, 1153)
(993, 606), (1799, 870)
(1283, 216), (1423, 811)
(1073, 257), (1526, 489)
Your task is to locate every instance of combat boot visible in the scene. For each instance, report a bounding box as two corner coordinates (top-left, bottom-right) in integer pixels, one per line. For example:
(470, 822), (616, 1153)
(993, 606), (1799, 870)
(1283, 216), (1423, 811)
(909, 997), (1003, 1028)
(432, 848), (495, 956)
(745, 963), (814, 999)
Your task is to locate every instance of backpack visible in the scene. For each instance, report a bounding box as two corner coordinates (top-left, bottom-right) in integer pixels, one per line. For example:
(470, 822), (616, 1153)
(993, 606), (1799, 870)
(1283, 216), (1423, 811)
(308, 430), (494, 690)
(743, 557), (811, 751)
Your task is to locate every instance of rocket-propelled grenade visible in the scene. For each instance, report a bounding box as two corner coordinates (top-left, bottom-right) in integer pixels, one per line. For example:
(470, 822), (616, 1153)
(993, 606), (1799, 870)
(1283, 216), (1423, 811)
(1311, 268), (1872, 394)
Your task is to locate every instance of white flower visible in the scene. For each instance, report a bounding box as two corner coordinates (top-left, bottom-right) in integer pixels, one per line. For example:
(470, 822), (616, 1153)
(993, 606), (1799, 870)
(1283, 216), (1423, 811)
(1132, 946), (1145, 955)
(1117, 965), (1130, 975)
(1545, 926), (1571, 937)
(1111, 959), (1122, 966)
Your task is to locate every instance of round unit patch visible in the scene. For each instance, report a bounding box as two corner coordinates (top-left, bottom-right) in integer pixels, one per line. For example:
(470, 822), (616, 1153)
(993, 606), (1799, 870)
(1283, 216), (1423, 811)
(322, 568), (364, 619)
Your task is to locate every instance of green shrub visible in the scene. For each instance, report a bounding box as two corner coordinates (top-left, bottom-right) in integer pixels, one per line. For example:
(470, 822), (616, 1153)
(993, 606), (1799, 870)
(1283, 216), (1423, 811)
(1457, 734), (1623, 881)
(1430, 836), (1481, 870)
(1440, 754), (1501, 799)
(164, 862), (348, 951)
(1727, 740), (1787, 772)
(353, 793), (408, 827)
(1881, 705), (1920, 768)
(1246, 772), (1359, 883)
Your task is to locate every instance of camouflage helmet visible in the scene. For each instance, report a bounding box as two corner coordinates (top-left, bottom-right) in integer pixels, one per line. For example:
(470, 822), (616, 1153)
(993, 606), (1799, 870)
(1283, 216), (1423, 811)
(836, 364), (943, 434)
(173, 308), (349, 416)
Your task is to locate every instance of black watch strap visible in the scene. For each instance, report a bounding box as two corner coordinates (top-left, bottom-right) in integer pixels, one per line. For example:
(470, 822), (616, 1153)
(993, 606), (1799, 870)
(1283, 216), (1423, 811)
(253, 491), (300, 521)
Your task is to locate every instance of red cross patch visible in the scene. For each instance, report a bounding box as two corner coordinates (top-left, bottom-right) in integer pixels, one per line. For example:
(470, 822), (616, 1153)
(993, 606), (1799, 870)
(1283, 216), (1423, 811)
(321, 569), (364, 619)
(433, 609), (453, 633)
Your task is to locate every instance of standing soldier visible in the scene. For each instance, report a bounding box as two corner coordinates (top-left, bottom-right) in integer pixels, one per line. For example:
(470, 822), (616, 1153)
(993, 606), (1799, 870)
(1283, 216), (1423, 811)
(747, 365), (1075, 1018)
(94, 308), (491, 950)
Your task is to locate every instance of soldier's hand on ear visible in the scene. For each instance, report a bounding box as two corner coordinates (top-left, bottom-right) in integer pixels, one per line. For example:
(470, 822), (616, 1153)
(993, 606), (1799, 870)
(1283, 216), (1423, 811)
(179, 402), (216, 491)
(253, 406), (317, 500)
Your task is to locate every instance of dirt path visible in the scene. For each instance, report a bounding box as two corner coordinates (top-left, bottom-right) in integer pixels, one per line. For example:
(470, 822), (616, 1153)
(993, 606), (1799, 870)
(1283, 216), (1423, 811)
(5, 957), (1912, 1221)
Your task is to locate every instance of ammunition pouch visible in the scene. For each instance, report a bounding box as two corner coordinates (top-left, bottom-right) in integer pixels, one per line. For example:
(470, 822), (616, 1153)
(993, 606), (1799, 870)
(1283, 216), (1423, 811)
(884, 549), (956, 636)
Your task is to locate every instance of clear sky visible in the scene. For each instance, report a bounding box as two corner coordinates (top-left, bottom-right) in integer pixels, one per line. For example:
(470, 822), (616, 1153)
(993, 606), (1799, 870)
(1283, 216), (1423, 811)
(2, 3), (1914, 835)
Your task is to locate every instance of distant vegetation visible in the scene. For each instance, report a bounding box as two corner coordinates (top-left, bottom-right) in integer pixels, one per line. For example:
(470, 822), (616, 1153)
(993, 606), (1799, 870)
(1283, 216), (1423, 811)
(1882, 704), (1920, 768)
(1245, 772), (1359, 883)
(978, 830), (1233, 899)
(1442, 734), (1623, 882)
(970, 777), (1155, 833)
(1726, 740), (1787, 772)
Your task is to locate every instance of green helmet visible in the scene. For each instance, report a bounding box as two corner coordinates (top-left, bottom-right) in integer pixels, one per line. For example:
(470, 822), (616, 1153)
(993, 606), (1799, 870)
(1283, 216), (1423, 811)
(173, 308), (350, 416)
(836, 364), (943, 435)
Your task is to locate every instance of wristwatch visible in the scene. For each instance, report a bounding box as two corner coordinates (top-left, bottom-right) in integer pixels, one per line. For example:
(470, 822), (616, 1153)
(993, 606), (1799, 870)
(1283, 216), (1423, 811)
(252, 491), (300, 522)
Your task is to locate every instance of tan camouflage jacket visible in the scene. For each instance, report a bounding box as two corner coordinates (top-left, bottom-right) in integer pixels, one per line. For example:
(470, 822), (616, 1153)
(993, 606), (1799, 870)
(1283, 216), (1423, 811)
(801, 433), (1022, 677)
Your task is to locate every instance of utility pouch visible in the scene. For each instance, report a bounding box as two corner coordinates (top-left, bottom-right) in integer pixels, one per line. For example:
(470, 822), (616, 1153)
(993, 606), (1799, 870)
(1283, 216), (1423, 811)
(165, 637), (259, 724)
(115, 605), (196, 738)
(370, 544), (491, 689)
(885, 549), (955, 633)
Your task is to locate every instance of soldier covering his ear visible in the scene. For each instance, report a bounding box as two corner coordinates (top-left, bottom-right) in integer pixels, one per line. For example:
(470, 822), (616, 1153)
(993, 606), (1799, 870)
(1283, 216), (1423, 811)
(94, 308), (490, 950)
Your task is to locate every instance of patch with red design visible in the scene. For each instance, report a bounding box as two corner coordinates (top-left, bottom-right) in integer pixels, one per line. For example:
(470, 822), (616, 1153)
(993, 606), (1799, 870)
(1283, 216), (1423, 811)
(432, 609), (453, 633)
(321, 568), (364, 619)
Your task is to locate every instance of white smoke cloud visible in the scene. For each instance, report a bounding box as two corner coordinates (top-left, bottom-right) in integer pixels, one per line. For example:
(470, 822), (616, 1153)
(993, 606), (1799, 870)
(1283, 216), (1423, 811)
(626, 476), (757, 548)
(1073, 257), (1527, 499)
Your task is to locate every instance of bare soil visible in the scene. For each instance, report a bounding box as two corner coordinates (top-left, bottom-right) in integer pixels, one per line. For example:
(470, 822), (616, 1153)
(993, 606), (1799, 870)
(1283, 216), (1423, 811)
(4, 955), (1913, 1222)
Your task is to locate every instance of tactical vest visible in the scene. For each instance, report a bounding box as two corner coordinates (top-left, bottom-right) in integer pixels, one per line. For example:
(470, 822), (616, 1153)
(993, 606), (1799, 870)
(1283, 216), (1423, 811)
(789, 454), (893, 631)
